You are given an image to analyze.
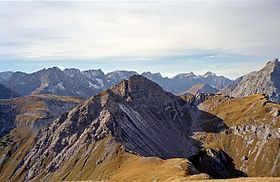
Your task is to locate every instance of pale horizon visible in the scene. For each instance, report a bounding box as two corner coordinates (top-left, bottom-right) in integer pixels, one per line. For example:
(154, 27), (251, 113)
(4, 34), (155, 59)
(1, 0), (279, 79)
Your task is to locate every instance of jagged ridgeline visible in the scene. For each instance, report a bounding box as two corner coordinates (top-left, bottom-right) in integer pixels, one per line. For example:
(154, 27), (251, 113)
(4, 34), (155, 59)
(0, 68), (232, 99)
(0, 76), (236, 181)
(0, 74), (279, 181)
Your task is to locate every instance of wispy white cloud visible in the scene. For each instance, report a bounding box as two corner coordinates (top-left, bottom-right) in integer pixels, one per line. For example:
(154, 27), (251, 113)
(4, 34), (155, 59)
(0, 1), (279, 78)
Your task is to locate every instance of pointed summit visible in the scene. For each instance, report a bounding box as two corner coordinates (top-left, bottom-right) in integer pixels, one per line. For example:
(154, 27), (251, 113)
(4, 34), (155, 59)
(203, 71), (216, 77)
(175, 72), (196, 78)
(220, 58), (280, 103)
(14, 75), (204, 180)
(265, 58), (279, 69)
(47, 66), (61, 72)
(110, 75), (176, 105)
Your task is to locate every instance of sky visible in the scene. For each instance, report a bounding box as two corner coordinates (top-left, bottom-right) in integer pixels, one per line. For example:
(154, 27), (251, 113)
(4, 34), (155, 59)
(0, 0), (279, 79)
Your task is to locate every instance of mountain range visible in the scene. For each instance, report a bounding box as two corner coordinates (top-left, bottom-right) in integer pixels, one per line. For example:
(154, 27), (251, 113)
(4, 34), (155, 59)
(1, 74), (279, 181)
(0, 68), (232, 99)
(0, 58), (280, 181)
(0, 75), (244, 181)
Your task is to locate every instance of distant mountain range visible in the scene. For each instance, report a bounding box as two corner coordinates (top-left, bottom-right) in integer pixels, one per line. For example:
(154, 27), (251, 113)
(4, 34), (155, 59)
(1, 58), (280, 104)
(1, 59), (280, 181)
(0, 68), (232, 98)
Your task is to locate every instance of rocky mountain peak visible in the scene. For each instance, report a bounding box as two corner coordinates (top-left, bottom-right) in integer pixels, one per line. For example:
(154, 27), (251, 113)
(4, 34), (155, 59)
(10, 75), (205, 181)
(63, 68), (81, 77)
(264, 58), (279, 72)
(82, 69), (106, 79)
(175, 72), (196, 78)
(203, 71), (216, 77)
(47, 66), (61, 72)
(110, 75), (173, 103)
(220, 58), (280, 103)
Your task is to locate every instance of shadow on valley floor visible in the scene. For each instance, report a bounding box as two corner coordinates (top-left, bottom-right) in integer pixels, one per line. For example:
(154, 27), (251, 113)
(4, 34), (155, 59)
(189, 147), (247, 179)
(0, 102), (16, 138)
(181, 99), (247, 179)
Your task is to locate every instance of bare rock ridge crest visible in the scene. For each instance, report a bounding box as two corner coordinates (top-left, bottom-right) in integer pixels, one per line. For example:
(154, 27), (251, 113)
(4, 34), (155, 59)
(220, 58), (280, 103)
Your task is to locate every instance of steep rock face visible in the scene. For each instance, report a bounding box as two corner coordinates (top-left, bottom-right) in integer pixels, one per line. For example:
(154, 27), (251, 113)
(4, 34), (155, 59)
(0, 71), (13, 83)
(191, 94), (280, 177)
(0, 84), (19, 99)
(106, 70), (138, 84)
(220, 58), (280, 103)
(201, 72), (231, 90)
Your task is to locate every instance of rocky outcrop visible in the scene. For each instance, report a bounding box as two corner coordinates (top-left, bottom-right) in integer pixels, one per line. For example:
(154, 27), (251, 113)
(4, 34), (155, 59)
(220, 58), (280, 103)
(190, 147), (246, 179)
(106, 70), (138, 84)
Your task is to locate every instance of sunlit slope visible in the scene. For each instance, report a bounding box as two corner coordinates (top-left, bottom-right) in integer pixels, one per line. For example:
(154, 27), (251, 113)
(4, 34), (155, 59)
(0, 94), (83, 181)
(46, 136), (209, 182)
(195, 94), (280, 176)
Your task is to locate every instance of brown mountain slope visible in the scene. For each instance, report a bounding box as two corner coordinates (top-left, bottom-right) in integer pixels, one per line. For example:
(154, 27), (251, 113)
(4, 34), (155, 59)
(0, 94), (83, 134)
(189, 94), (280, 177)
(45, 136), (209, 182)
(0, 94), (83, 181)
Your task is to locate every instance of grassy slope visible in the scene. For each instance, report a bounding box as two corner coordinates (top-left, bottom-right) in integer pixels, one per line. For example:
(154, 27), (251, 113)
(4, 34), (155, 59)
(0, 127), (35, 182)
(45, 136), (209, 182)
(197, 94), (280, 177)
(0, 94), (83, 181)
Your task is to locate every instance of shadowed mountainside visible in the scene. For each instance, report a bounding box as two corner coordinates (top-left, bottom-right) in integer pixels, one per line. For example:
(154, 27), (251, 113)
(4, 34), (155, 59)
(0, 83), (19, 99)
